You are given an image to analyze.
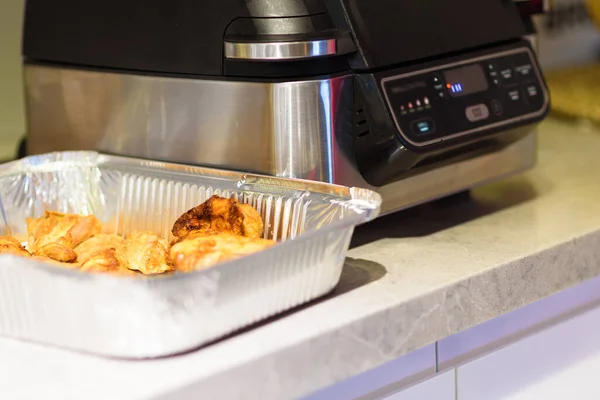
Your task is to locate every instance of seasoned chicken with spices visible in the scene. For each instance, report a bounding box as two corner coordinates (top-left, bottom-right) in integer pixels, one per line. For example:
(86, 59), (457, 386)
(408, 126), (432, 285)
(172, 195), (264, 240)
(26, 211), (102, 262)
(80, 248), (134, 275)
(74, 234), (125, 264)
(3, 195), (274, 276)
(122, 231), (173, 275)
(0, 236), (31, 258)
(32, 256), (80, 269)
(170, 232), (275, 272)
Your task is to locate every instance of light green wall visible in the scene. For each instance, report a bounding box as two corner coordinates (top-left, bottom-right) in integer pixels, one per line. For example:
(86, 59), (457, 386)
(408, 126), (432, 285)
(0, 0), (25, 159)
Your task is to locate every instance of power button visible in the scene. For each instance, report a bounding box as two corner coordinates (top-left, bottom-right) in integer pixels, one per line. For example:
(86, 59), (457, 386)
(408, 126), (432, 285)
(491, 100), (503, 116)
(465, 104), (490, 122)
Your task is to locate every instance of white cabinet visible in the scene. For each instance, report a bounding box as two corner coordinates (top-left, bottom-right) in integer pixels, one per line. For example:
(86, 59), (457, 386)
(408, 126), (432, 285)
(383, 370), (455, 400)
(303, 345), (437, 400)
(307, 285), (600, 400)
(456, 304), (600, 400)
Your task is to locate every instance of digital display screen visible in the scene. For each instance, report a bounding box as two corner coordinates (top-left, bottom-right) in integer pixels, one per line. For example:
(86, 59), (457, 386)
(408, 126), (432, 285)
(443, 64), (489, 98)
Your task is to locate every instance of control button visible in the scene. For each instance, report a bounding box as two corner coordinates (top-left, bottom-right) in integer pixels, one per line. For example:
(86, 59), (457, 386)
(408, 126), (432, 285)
(411, 118), (435, 135)
(500, 68), (514, 80)
(438, 92), (445, 99)
(492, 78), (500, 86)
(424, 96), (430, 106)
(526, 85), (539, 97)
(513, 52), (533, 75)
(465, 104), (490, 122)
(515, 63), (533, 77)
(416, 99), (422, 107)
(433, 84), (444, 90)
(508, 89), (521, 101)
(491, 99), (503, 116)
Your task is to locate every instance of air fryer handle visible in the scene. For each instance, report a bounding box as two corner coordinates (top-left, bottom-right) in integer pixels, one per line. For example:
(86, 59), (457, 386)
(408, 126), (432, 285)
(224, 33), (356, 61)
(224, 39), (338, 61)
(223, 11), (356, 62)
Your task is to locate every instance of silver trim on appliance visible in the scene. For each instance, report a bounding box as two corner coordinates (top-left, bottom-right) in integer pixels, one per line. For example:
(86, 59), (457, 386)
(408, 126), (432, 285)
(23, 64), (538, 215)
(381, 47), (550, 148)
(224, 39), (337, 60)
(23, 64), (353, 183)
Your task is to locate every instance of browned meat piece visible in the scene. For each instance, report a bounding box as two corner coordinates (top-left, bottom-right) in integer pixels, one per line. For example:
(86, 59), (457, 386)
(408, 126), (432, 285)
(35, 243), (77, 262)
(172, 195), (264, 240)
(32, 256), (80, 269)
(122, 231), (173, 275)
(74, 233), (125, 264)
(0, 236), (31, 258)
(79, 248), (135, 276)
(169, 231), (276, 272)
(26, 211), (102, 262)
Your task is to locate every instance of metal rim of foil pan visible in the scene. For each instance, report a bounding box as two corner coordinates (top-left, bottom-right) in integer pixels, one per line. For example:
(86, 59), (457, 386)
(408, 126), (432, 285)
(0, 151), (382, 358)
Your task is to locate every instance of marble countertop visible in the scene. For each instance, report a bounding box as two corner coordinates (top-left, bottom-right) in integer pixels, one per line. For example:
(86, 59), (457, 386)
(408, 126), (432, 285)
(2, 116), (600, 400)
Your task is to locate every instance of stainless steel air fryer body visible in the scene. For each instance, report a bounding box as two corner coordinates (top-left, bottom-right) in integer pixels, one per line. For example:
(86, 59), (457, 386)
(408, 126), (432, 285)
(21, 0), (550, 214)
(22, 65), (538, 214)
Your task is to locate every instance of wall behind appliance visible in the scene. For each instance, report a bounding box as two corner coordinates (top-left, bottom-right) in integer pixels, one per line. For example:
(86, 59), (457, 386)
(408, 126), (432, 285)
(0, 0), (25, 160)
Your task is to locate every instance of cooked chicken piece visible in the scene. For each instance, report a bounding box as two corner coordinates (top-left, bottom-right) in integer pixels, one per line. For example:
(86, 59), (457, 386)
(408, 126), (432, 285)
(172, 195), (264, 240)
(35, 242), (78, 262)
(27, 211), (102, 251)
(32, 256), (80, 269)
(74, 233), (125, 264)
(80, 248), (135, 276)
(33, 249), (133, 276)
(26, 211), (102, 262)
(0, 236), (23, 247)
(169, 231), (276, 272)
(122, 231), (173, 275)
(0, 236), (31, 258)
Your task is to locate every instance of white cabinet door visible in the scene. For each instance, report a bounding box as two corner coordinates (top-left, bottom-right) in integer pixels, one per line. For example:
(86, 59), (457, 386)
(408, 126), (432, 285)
(383, 370), (455, 400)
(303, 345), (437, 400)
(456, 304), (600, 400)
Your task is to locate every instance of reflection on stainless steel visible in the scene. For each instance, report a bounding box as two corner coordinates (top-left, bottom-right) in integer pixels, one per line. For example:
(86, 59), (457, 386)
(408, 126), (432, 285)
(24, 64), (352, 183)
(224, 39), (337, 60)
(24, 64), (537, 214)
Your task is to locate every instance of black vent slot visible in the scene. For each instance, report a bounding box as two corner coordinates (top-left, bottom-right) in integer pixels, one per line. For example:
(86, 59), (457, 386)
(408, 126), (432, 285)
(355, 108), (371, 138)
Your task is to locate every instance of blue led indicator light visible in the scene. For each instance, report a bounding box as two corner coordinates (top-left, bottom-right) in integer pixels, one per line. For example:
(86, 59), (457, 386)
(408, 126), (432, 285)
(450, 83), (463, 94)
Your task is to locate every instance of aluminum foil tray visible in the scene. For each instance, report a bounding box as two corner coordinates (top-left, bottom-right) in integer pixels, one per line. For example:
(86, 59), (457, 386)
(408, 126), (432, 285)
(0, 151), (381, 358)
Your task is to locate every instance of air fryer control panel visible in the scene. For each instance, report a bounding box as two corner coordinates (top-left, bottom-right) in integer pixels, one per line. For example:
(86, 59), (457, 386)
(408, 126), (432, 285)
(379, 46), (549, 147)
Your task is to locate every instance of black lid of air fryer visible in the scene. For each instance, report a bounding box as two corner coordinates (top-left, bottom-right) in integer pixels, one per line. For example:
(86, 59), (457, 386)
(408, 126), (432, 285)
(22, 0), (528, 77)
(22, 0), (340, 77)
(335, 0), (528, 70)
